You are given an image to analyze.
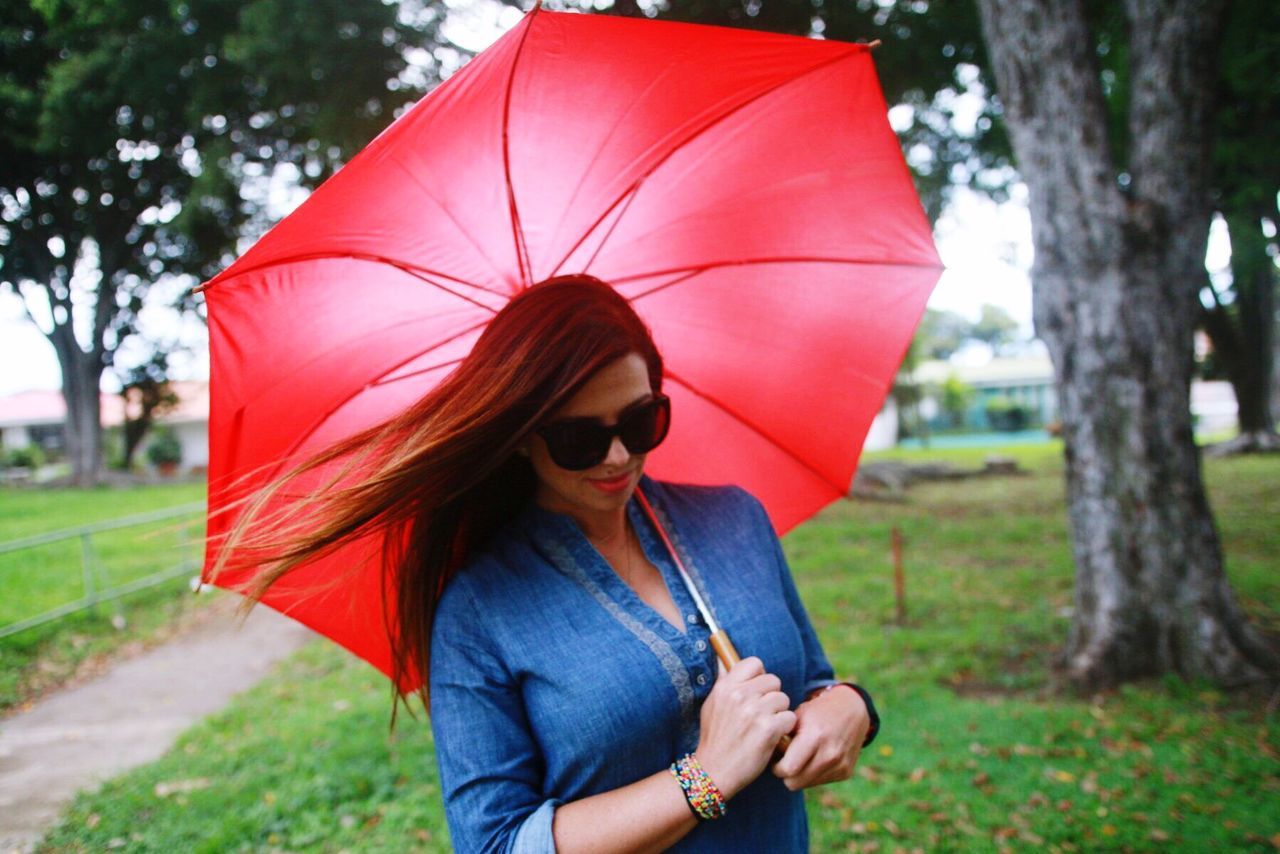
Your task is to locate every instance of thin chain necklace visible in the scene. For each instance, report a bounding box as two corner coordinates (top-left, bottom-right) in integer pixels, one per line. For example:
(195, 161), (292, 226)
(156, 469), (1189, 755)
(593, 520), (635, 587)
(618, 521), (635, 587)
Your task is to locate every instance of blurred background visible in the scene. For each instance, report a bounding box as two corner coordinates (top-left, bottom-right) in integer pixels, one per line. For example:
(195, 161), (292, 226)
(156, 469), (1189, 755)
(1, 0), (1276, 851)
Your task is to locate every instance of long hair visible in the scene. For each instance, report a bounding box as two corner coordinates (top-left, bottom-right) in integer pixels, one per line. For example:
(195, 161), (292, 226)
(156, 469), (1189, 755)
(205, 274), (664, 727)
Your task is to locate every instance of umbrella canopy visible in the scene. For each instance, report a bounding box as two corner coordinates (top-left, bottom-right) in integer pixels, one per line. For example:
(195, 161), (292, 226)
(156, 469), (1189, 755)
(201, 4), (942, 687)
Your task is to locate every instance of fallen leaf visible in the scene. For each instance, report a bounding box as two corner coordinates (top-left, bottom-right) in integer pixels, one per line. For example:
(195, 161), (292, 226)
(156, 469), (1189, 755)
(154, 778), (212, 798)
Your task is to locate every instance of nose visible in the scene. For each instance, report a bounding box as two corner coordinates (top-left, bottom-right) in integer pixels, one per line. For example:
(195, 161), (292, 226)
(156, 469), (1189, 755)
(602, 435), (631, 469)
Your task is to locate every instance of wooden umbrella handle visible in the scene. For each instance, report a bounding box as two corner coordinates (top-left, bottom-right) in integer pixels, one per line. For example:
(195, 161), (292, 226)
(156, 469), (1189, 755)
(708, 629), (793, 762)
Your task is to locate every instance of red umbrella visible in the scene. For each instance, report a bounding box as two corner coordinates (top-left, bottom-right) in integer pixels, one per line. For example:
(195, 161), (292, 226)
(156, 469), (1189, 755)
(200, 3), (941, 690)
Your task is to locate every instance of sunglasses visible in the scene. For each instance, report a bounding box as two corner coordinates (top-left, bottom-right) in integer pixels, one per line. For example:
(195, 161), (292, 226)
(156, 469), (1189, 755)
(534, 393), (672, 471)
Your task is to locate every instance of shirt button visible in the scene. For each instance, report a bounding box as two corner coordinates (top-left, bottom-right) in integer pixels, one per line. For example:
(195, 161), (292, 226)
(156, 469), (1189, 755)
(695, 640), (707, 652)
(696, 673), (707, 686)
(686, 613), (698, 624)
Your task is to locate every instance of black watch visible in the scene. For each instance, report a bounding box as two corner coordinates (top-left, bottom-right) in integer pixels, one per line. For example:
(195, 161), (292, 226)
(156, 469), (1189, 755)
(827, 682), (879, 748)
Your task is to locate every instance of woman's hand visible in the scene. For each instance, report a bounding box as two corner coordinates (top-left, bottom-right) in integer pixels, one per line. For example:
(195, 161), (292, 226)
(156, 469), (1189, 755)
(770, 684), (870, 791)
(694, 656), (796, 800)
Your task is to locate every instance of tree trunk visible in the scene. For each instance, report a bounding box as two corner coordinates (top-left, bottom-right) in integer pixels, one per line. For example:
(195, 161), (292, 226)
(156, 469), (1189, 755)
(1200, 205), (1278, 448)
(49, 324), (105, 487)
(975, 0), (1280, 692)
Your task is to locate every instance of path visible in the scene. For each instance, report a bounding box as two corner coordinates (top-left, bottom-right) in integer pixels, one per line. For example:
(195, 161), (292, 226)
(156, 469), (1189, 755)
(0, 597), (315, 853)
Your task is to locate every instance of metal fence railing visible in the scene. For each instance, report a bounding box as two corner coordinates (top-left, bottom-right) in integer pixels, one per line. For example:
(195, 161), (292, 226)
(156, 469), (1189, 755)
(0, 503), (206, 640)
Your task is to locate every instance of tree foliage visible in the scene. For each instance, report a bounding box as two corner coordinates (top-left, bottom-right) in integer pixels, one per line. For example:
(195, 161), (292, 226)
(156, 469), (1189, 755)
(0, 0), (447, 482)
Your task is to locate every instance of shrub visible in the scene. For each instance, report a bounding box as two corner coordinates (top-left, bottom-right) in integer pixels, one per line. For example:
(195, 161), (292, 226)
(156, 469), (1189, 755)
(145, 429), (183, 467)
(985, 396), (1029, 431)
(3, 444), (45, 469)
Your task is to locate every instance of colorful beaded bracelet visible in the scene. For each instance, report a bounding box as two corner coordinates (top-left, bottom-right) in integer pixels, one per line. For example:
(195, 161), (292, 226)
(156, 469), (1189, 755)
(668, 752), (727, 821)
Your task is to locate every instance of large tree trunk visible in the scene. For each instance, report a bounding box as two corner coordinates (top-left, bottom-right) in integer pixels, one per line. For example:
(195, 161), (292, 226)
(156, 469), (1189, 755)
(49, 326), (105, 487)
(976, 0), (1280, 692)
(1200, 205), (1280, 453)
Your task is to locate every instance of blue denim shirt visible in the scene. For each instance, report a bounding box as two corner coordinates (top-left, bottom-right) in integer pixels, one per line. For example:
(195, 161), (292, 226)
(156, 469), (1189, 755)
(428, 473), (842, 853)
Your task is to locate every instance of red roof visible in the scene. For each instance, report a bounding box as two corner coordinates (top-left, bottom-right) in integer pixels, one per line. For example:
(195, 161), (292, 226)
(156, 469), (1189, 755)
(0, 381), (209, 428)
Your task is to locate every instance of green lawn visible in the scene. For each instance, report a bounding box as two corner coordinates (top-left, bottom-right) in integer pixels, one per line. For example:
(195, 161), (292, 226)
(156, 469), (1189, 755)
(0, 482), (211, 711)
(34, 448), (1280, 852)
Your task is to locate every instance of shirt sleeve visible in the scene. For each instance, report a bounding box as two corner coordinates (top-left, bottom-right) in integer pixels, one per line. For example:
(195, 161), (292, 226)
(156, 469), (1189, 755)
(739, 488), (838, 701)
(429, 576), (563, 854)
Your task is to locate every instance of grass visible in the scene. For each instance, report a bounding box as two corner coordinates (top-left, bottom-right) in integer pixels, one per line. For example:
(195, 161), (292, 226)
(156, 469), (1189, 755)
(0, 482), (211, 712)
(34, 446), (1280, 852)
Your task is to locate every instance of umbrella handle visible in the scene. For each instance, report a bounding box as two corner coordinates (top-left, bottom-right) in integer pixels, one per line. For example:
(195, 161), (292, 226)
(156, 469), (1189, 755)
(709, 629), (794, 763)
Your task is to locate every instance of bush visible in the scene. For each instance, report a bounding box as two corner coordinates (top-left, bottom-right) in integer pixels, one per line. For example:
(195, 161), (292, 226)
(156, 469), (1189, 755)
(985, 396), (1030, 431)
(3, 444), (45, 469)
(145, 429), (183, 467)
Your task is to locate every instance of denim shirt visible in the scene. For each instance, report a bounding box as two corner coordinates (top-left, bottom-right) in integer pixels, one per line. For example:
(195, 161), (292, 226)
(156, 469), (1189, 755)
(428, 473), (842, 853)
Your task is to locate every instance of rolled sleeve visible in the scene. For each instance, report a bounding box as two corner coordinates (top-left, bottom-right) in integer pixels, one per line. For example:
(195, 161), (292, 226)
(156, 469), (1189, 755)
(740, 489), (837, 700)
(429, 577), (561, 854)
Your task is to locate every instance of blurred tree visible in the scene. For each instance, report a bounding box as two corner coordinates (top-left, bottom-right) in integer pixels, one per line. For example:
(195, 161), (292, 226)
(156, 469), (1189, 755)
(117, 353), (179, 470)
(1196, 0), (1280, 450)
(939, 374), (973, 429)
(914, 307), (971, 360)
(911, 303), (1021, 360)
(0, 0), (445, 484)
(976, 0), (1280, 691)
(970, 303), (1019, 353)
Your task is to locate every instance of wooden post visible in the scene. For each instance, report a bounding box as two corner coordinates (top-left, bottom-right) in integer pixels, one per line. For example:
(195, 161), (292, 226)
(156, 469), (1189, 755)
(892, 525), (905, 625)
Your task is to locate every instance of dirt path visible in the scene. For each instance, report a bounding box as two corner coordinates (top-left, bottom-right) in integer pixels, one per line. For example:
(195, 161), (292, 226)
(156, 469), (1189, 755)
(0, 597), (315, 853)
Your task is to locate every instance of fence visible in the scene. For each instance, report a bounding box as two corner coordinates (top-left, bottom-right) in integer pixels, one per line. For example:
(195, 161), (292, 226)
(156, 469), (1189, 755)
(0, 503), (206, 640)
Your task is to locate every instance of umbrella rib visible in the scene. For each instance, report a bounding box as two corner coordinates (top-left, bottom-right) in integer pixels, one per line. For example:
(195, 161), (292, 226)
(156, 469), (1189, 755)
(614, 256), (947, 308)
(388, 153), (522, 287)
(502, 5), (542, 287)
(195, 252), (504, 313)
(268, 318), (494, 480)
(548, 45), (866, 280)
(616, 254), (942, 300)
(665, 369), (852, 497)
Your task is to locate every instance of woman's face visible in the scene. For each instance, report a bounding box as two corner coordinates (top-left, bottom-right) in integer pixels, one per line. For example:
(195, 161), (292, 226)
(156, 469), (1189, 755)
(524, 351), (655, 520)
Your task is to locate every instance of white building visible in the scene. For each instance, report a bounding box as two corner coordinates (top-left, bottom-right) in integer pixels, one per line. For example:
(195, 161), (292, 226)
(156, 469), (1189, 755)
(0, 381), (210, 472)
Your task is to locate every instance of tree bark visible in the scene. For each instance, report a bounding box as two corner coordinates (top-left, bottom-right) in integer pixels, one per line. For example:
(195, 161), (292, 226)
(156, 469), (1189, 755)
(975, 0), (1280, 692)
(48, 322), (105, 487)
(1200, 205), (1279, 447)
(18, 237), (114, 487)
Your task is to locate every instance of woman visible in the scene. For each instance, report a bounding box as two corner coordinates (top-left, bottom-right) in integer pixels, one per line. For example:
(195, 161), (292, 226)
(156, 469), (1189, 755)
(211, 274), (878, 852)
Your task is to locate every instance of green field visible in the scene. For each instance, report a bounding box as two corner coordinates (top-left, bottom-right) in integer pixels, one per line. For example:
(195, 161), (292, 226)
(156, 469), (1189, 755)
(0, 482), (210, 710)
(33, 447), (1280, 852)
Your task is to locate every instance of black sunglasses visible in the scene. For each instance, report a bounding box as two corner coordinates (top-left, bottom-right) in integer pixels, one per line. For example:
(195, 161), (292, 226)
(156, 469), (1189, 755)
(534, 393), (672, 471)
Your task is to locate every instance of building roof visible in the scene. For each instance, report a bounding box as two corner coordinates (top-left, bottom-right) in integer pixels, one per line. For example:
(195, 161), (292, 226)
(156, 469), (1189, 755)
(911, 354), (1055, 387)
(0, 381), (209, 429)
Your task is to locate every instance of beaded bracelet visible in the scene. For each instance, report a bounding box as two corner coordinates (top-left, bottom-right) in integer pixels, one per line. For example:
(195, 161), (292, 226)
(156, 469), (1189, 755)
(668, 752), (727, 821)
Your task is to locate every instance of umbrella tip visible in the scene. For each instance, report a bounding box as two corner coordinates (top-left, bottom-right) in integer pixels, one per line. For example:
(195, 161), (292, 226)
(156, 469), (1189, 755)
(864, 39), (882, 50)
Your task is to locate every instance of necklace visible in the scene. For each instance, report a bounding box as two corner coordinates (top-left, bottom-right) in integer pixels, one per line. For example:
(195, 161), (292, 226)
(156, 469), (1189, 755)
(592, 521), (634, 587)
(618, 522), (635, 587)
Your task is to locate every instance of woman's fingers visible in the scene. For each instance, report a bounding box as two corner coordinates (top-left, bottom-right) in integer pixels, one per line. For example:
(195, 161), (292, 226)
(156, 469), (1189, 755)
(771, 729), (819, 786)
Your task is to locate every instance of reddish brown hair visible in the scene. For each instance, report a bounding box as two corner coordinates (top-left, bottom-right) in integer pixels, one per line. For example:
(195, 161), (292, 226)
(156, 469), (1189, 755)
(205, 274), (663, 726)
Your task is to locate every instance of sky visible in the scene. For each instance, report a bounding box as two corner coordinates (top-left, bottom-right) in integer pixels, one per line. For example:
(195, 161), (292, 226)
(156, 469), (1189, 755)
(0, 0), (1085, 399)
